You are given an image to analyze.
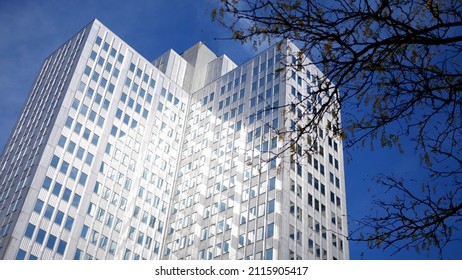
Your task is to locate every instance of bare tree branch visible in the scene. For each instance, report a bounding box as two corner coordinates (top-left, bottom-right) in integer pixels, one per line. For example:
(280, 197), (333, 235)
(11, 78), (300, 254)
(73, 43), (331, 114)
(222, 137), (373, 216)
(213, 0), (462, 258)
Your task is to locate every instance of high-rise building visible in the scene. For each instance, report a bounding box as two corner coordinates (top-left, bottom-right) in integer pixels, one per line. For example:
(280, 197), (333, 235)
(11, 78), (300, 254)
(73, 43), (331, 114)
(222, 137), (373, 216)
(0, 19), (348, 260)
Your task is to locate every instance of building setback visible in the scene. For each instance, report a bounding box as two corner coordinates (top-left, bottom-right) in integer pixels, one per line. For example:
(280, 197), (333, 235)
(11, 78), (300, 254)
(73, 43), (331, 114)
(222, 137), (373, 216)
(0, 19), (348, 260)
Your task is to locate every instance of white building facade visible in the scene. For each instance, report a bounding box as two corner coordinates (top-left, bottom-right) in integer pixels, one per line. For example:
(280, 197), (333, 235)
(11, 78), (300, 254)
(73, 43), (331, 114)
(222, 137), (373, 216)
(0, 19), (348, 260)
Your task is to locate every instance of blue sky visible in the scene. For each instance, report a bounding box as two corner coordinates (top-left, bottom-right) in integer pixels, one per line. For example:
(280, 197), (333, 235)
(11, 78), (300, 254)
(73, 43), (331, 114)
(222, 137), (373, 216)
(0, 0), (460, 260)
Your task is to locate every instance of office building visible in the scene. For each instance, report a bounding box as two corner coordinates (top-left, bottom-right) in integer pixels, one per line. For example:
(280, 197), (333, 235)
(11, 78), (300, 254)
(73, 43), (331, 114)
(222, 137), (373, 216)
(0, 19), (348, 260)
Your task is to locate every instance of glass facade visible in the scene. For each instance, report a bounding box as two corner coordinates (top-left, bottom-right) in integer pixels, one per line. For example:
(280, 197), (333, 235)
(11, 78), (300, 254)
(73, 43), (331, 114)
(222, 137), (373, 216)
(0, 19), (348, 260)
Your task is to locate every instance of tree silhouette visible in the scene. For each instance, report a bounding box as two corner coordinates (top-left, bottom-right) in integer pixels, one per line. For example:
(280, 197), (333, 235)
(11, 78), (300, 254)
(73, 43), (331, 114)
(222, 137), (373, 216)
(213, 0), (462, 257)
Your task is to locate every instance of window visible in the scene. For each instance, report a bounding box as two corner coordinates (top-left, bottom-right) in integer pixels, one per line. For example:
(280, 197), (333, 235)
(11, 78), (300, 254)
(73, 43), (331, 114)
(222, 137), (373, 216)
(269, 158), (277, 169)
(106, 82), (115, 94)
(54, 211), (64, 225)
(62, 188), (71, 202)
(106, 214), (114, 228)
(142, 211), (148, 224)
(87, 88), (95, 99)
(16, 249), (26, 260)
(78, 172), (88, 186)
(119, 197), (127, 210)
(91, 134), (99, 146)
(111, 193), (119, 206)
(267, 199), (275, 213)
(289, 225), (295, 240)
(290, 201), (295, 215)
(42, 176), (53, 190)
(137, 187), (145, 198)
(114, 218), (122, 232)
(265, 248), (273, 260)
(64, 216), (74, 231)
(74, 249), (82, 260)
(52, 182), (62, 196)
(124, 178), (132, 190)
(109, 240), (117, 255)
(111, 125), (118, 136)
(81, 105), (89, 117)
(85, 153), (94, 165)
(36, 229), (46, 244)
(90, 230), (99, 244)
(71, 98), (80, 110)
(95, 36), (102, 46)
(137, 232), (144, 245)
(297, 163), (302, 176)
(99, 236), (108, 249)
(266, 223), (274, 238)
(87, 203), (96, 216)
(72, 193), (81, 208)
(57, 240), (67, 255)
(59, 161), (69, 174)
(50, 155), (59, 168)
(44, 204), (54, 219)
(133, 206), (140, 218)
(96, 208), (105, 222)
(307, 172), (313, 185)
(128, 227), (136, 240)
(76, 147), (85, 160)
(65, 116), (73, 128)
(46, 234), (57, 250)
(58, 135), (67, 147)
(69, 167), (78, 180)
(24, 223), (35, 239)
(97, 116), (105, 127)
